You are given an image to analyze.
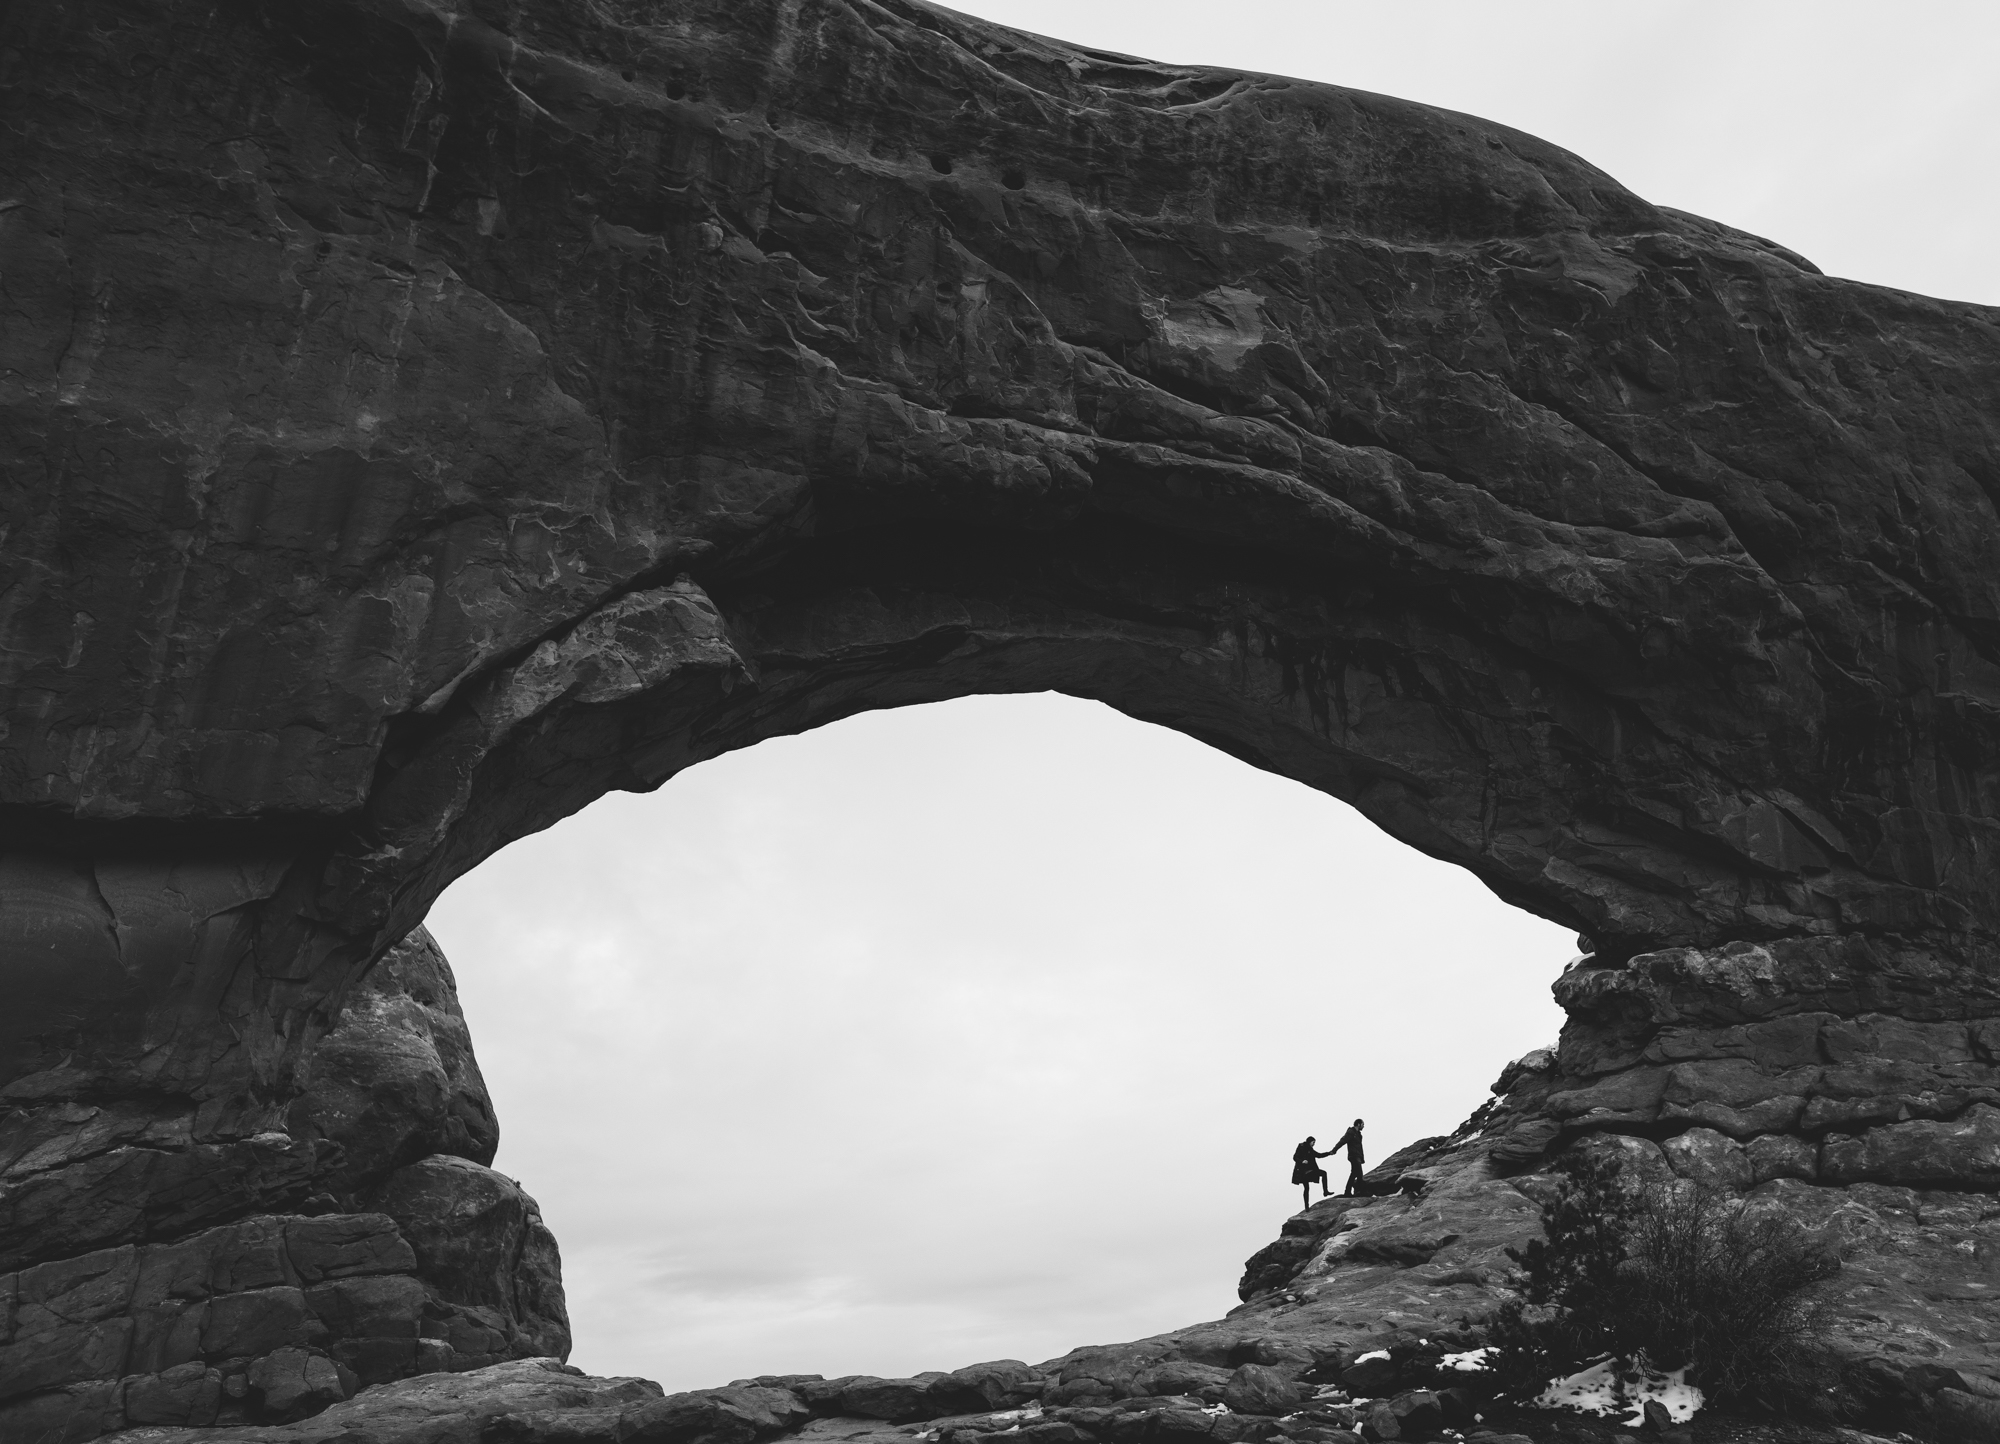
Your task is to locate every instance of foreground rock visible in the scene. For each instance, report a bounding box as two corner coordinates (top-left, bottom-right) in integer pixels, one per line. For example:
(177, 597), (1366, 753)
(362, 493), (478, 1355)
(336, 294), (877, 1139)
(72, 1348), (2000, 1444)
(0, 933), (567, 1437)
(5, 0), (2000, 1430)
(91, 1358), (1037, 1444)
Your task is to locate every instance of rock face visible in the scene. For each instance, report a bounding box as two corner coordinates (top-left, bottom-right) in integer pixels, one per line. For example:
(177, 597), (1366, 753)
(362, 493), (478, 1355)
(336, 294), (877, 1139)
(1232, 946), (2000, 1391)
(4, 0), (2000, 1433)
(0, 931), (569, 1435)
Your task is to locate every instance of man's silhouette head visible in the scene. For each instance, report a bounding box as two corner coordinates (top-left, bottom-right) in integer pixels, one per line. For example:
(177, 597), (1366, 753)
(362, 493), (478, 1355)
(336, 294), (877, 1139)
(1354, 1119), (1364, 1127)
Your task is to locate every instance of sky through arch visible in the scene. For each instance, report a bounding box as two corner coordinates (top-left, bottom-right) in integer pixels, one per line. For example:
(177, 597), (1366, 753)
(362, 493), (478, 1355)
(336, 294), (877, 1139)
(430, 694), (1574, 1387)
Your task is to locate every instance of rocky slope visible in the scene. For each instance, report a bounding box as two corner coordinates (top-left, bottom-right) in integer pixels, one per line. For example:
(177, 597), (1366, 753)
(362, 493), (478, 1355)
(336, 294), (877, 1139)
(4, 0), (2000, 1437)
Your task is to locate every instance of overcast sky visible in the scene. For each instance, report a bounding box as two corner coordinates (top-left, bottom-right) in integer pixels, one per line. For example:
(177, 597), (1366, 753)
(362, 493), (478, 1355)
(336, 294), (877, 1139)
(426, 0), (1999, 1393)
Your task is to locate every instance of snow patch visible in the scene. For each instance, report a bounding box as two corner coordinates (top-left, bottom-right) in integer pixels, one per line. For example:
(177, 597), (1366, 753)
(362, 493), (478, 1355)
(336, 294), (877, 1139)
(1441, 1348), (1495, 1373)
(1352, 1350), (1391, 1364)
(1534, 1356), (1703, 1425)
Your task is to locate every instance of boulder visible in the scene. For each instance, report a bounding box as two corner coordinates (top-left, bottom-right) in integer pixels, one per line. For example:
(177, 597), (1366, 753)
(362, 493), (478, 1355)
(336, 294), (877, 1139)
(1660, 1127), (1753, 1192)
(372, 1153), (571, 1360)
(1338, 1356), (1399, 1399)
(1042, 1345), (1176, 1407)
(287, 929), (502, 1189)
(837, 1376), (942, 1422)
(792, 1377), (861, 1411)
(1222, 1364), (1303, 1417)
(1385, 1392), (1442, 1439)
(1358, 1401), (1400, 1441)
(119, 1363), (224, 1428)
(246, 1346), (349, 1422)
(1491, 1048), (1557, 1098)
(1928, 1387), (2000, 1442)
(624, 1385), (814, 1444)
(931, 1360), (1047, 1413)
(1432, 1389), (1474, 1427)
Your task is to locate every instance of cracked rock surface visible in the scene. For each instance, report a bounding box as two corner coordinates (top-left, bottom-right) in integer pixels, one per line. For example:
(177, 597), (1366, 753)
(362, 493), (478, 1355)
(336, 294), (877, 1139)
(0, 932), (568, 1435)
(3, 0), (2000, 1437)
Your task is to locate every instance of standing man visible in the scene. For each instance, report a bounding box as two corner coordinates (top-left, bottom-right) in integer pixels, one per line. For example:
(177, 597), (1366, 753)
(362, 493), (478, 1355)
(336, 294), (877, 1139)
(1292, 1136), (1335, 1211)
(1331, 1119), (1367, 1195)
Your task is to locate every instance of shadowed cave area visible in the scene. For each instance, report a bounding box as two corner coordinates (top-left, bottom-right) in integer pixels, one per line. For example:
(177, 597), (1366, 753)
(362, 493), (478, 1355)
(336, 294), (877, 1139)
(3, 0), (2000, 1438)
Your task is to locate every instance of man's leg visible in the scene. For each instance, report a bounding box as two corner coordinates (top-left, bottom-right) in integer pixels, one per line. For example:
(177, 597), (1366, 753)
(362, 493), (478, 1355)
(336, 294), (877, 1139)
(1346, 1160), (1364, 1196)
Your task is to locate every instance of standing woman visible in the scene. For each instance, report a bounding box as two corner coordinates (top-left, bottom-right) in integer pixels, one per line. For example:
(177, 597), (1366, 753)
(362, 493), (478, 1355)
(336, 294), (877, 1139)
(1292, 1136), (1335, 1211)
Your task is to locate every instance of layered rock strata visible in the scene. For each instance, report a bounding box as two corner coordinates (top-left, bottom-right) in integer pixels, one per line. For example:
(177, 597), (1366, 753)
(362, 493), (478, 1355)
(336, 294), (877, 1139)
(1231, 941), (2000, 1423)
(4, 0), (2000, 1434)
(0, 932), (568, 1437)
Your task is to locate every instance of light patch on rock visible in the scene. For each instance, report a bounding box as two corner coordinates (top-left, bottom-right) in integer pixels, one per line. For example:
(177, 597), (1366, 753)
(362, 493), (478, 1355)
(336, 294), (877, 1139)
(973, 1408), (1040, 1425)
(1534, 1356), (1702, 1425)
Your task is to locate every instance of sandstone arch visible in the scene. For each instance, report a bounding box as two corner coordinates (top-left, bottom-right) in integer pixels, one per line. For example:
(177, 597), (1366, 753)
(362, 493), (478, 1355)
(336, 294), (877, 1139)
(4, 0), (2000, 1431)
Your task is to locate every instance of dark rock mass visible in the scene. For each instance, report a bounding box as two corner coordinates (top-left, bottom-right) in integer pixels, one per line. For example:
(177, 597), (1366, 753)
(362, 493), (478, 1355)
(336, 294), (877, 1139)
(0, 929), (569, 1433)
(2, 0), (1999, 1436)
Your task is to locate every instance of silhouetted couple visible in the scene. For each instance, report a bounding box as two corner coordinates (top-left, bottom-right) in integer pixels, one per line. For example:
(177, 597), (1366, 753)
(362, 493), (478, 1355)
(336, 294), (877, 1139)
(1292, 1120), (1365, 1210)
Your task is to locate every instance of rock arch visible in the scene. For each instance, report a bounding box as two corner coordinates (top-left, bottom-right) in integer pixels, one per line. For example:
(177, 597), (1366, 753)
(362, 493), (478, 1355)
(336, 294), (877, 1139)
(3, 0), (1999, 1431)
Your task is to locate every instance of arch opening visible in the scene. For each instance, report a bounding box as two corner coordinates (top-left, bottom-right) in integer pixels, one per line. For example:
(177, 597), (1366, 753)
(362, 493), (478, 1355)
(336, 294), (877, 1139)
(426, 693), (1574, 1387)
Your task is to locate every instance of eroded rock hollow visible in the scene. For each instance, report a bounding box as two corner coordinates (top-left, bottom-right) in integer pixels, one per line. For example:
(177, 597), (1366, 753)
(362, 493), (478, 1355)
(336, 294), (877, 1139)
(3, 0), (1999, 1435)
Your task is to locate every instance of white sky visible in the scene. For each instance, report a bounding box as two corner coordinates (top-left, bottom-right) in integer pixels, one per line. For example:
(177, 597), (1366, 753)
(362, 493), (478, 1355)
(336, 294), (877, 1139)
(427, 0), (1998, 1392)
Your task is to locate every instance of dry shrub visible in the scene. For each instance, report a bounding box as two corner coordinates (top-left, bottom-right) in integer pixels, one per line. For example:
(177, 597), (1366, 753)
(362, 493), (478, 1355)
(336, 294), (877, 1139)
(1490, 1153), (1843, 1415)
(1622, 1180), (1843, 1411)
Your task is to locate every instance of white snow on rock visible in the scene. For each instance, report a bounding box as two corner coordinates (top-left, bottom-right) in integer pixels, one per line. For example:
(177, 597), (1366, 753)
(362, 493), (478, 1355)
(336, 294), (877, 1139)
(1534, 1356), (1703, 1425)
(971, 1409), (1039, 1426)
(1352, 1350), (1391, 1364)
(1441, 1348), (1495, 1372)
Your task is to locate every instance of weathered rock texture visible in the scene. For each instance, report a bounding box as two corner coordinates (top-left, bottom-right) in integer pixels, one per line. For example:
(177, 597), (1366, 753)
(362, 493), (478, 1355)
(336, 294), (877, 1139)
(1231, 950), (2000, 1398)
(0, 930), (569, 1435)
(3, 0), (2000, 1434)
